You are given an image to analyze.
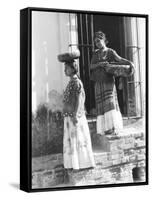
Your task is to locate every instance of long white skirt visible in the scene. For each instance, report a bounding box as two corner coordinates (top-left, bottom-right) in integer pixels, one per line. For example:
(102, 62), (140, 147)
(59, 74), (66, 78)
(63, 115), (95, 170)
(97, 109), (123, 135)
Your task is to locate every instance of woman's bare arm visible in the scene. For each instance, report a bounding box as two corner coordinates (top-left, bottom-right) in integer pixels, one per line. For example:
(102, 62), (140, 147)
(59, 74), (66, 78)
(111, 50), (135, 75)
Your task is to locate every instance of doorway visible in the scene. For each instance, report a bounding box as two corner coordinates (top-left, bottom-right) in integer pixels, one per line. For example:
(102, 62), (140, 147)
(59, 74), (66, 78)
(76, 13), (127, 116)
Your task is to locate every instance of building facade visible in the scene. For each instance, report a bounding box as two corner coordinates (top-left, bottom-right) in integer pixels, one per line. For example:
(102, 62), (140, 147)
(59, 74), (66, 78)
(32, 11), (146, 120)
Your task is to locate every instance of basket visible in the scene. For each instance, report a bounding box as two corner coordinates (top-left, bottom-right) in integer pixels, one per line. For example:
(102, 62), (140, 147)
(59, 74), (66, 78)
(105, 64), (131, 77)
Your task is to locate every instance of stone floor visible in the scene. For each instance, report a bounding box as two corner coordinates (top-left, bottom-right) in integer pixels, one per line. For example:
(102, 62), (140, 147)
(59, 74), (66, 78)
(121, 117), (145, 134)
(93, 117), (145, 153)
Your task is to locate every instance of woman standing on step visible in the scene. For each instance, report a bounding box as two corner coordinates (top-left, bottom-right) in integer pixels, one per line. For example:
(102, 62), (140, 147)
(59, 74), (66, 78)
(58, 51), (95, 170)
(90, 31), (135, 135)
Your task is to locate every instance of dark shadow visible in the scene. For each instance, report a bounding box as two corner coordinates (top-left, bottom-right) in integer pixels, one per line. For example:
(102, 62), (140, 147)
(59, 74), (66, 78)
(132, 167), (146, 182)
(9, 183), (19, 190)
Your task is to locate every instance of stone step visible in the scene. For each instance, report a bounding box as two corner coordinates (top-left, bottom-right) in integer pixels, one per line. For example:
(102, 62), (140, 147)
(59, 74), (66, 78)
(92, 132), (145, 152)
(32, 132), (145, 188)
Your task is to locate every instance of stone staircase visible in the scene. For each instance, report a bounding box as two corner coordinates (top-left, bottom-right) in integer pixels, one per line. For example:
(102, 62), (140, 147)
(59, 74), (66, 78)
(67, 132), (145, 186)
(32, 131), (146, 188)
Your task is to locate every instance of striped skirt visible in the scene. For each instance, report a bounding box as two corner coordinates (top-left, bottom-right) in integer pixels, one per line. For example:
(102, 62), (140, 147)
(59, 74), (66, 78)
(95, 81), (123, 135)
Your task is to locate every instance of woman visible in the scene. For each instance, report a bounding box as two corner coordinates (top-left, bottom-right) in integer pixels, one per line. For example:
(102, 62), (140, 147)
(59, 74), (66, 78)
(90, 31), (135, 135)
(58, 51), (95, 170)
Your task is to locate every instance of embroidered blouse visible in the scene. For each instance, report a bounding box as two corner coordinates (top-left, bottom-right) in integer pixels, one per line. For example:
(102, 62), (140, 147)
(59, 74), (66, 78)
(63, 76), (86, 117)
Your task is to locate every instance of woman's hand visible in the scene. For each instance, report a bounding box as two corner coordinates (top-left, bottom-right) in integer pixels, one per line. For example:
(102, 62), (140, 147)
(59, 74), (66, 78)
(91, 61), (109, 71)
(71, 115), (78, 125)
(98, 61), (109, 67)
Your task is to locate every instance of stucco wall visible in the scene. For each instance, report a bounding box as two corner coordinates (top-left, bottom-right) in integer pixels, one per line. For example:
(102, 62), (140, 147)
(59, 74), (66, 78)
(32, 11), (78, 112)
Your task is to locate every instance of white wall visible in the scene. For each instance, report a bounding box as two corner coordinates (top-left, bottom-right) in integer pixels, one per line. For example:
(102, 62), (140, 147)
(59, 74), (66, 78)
(123, 17), (146, 116)
(32, 11), (78, 112)
(137, 18), (146, 116)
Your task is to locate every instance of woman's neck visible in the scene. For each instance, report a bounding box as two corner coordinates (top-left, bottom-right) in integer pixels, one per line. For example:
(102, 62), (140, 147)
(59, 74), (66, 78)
(99, 46), (108, 52)
(70, 74), (77, 80)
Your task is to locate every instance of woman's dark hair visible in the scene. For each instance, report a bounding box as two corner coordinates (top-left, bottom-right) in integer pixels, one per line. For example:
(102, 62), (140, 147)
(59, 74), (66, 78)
(94, 31), (108, 45)
(65, 60), (78, 74)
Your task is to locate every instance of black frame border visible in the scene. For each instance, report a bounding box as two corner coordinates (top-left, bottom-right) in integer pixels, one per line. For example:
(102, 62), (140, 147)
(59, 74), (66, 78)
(20, 7), (149, 193)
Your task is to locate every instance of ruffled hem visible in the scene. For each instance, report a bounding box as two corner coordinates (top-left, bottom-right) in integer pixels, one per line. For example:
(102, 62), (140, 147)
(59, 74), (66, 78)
(96, 109), (123, 135)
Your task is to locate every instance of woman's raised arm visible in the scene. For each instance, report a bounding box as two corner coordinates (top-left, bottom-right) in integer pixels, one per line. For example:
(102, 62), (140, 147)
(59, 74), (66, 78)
(111, 49), (135, 75)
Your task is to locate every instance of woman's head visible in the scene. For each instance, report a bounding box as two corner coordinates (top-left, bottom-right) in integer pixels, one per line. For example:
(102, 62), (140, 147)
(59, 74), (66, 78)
(64, 60), (78, 76)
(94, 31), (108, 49)
(58, 50), (80, 77)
